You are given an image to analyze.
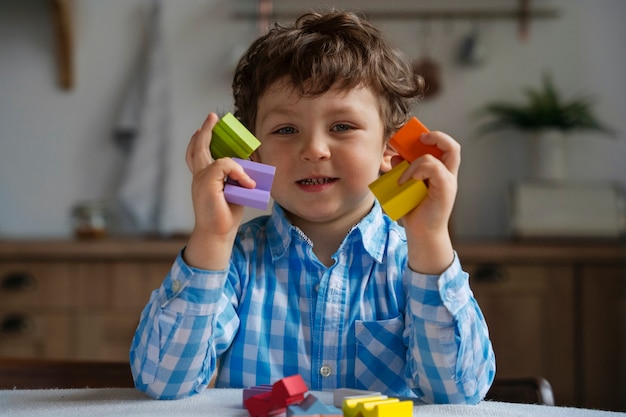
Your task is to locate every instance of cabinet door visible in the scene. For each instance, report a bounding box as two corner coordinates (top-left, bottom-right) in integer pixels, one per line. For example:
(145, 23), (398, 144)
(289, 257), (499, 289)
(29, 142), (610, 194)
(467, 263), (576, 406)
(580, 265), (626, 412)
(70, 260), (172, 361)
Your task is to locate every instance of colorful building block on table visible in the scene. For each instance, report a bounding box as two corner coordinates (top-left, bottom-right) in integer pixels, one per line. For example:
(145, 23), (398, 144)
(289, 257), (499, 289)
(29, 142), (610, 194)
(243, 374), (308, 417)
(243, 384), (273, 403)
(369, 117), (442, 221)
(224, 158), (275, 210)
(332, 388), (384, 408)
(343, 395), (413, 417)
(286, 394), (342, 417)
(211, 112), (261, 160)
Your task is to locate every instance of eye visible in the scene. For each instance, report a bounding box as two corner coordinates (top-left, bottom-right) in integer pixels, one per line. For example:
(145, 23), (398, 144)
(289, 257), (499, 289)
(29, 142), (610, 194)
(273, 126), (297, 135)
(331, 123), (353, 132)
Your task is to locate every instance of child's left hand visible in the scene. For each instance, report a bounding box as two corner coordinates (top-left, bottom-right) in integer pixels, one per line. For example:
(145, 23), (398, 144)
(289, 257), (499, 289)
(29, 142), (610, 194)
(395, 130), (461, 274)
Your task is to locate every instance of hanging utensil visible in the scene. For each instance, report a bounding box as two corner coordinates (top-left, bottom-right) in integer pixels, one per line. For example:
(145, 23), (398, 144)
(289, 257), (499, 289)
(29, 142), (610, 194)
(411, 22), (442, 99)
(457, 21), (487, 66)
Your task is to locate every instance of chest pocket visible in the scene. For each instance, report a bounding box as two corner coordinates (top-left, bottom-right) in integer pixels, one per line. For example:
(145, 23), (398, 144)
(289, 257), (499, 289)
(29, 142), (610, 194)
(354, 316), (412, 396)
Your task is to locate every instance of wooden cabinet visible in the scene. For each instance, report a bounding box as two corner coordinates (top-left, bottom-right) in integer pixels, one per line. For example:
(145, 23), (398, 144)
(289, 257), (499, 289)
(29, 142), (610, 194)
(0, 239), (183, 362)
(456, 241), (626, 411)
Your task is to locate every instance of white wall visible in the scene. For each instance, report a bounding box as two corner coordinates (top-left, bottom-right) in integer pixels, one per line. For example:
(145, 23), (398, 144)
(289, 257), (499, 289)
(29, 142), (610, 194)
(1, 0), (625, 239)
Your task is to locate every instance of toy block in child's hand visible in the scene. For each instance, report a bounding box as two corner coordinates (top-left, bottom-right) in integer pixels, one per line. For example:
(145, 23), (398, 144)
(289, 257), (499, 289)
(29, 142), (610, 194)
(224, 158), (275, 210)
(208, 112), (275, 210)
(343, 396), (413, 417)
(369, 117), (441, 221)
(211, 112), (261, 159)
(389, 116), (443, 162)
(369, 160), (428, 221)
(287, 394), (343, 417)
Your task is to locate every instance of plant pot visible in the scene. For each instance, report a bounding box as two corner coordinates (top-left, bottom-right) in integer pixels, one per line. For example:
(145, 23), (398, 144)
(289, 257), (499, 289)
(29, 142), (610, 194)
(528, 129), (566, 181)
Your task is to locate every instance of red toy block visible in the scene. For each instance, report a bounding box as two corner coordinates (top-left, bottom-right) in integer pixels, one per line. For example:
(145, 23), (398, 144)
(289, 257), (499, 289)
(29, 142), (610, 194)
(389, 117), (443, 162)
(244, 375), (308, 417)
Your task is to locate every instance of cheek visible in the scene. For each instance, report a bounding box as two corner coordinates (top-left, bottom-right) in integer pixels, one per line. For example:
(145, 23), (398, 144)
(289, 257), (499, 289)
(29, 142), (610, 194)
(342, 152), (385, 182)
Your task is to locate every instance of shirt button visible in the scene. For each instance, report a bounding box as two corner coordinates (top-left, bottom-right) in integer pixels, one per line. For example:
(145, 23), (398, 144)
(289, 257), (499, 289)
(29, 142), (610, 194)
(314, 284), (320, 293)
(319, 365), (332, 378)
(172, 279), (181, 293)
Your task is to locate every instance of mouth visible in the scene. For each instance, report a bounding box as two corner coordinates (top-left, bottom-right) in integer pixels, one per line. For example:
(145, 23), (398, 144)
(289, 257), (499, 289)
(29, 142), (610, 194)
(297, 177), (338, 185)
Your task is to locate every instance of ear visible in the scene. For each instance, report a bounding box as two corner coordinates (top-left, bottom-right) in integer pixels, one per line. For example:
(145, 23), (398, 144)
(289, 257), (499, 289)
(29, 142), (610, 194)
(380, 143), (398, 173)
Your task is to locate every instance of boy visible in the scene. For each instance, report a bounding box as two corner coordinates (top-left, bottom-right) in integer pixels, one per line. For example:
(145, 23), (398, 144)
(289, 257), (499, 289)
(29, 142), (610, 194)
(130, 10), (495, 403)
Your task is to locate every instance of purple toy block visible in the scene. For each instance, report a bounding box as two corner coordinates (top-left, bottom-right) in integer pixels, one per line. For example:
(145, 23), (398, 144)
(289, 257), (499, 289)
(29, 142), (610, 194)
(224, 158), (275, 210)
(232, 158), (275, 191)
(224, 185), (271, 211)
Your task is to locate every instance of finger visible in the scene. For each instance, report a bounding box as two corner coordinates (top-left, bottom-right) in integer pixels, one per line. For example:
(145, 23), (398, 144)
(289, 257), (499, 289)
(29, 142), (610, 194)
(185, 129), (201, 172)
(189, 113), (220, 174)
(419, 131), (461, 176)
(221, 158), (257, 190)
(398, 154), (442, 184)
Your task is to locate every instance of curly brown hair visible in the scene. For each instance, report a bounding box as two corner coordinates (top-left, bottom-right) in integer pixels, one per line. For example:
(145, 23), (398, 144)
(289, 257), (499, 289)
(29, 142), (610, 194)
(232, 9), (424, 140)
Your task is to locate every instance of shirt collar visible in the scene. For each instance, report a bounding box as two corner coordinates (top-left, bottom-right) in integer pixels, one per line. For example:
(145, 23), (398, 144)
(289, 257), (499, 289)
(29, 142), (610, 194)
(265, 201), (391, 263)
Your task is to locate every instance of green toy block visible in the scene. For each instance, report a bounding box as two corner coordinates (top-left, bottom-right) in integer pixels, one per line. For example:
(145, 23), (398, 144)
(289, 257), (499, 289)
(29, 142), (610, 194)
(210, 112), (261, 159)
(369, 160), (428, 221)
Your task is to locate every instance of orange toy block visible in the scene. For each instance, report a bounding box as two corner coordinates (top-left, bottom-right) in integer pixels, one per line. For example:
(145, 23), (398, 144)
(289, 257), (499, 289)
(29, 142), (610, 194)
(389, 117), (442, 162)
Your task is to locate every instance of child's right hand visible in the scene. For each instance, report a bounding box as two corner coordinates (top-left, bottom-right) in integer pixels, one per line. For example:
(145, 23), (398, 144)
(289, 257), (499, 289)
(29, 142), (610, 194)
(183, 112), (256, 270)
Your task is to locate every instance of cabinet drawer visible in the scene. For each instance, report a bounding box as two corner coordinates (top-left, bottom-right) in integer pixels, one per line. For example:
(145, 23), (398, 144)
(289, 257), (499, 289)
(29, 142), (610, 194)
(0, 263), (71, 308)
(0, 311), (72, 358)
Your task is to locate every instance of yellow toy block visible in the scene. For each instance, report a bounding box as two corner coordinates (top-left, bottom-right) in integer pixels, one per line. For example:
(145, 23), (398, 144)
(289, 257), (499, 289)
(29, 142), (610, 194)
(342, 395), (387, 417)
(368, 160), (428, 221)
(343, 396), (413, 417)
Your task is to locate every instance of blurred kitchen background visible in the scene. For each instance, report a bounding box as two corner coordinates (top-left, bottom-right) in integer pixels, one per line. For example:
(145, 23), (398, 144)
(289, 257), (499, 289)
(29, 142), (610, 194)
(1, 0), (624, 239)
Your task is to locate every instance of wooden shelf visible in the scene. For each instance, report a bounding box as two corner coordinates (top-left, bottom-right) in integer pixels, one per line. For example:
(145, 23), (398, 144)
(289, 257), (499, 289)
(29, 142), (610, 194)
(234, 8), (559, 22)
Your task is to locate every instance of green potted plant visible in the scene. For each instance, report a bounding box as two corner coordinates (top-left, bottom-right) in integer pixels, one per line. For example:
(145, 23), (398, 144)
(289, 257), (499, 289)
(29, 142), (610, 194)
(472, 73), (615, 180)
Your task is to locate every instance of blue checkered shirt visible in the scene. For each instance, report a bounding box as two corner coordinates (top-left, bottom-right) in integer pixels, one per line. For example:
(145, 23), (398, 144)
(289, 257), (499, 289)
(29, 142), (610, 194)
(130, 202), (495, 402)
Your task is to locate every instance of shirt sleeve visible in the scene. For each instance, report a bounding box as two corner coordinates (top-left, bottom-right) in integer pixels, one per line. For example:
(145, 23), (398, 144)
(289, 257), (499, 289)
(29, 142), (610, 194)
(129, 250), (239, 400)
(403, 251), (496, 404)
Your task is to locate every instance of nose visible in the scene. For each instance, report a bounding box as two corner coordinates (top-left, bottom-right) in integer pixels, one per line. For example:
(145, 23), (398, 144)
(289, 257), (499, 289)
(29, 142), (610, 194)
(300, 131), (331, 162)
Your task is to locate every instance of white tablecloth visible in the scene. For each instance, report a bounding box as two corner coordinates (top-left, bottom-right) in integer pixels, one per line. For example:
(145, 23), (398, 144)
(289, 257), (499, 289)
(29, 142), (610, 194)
(0, 388), (623, 417)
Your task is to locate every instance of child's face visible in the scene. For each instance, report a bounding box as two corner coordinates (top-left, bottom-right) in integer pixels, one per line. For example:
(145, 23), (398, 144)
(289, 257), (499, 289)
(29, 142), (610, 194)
(253, 79), (392, 228)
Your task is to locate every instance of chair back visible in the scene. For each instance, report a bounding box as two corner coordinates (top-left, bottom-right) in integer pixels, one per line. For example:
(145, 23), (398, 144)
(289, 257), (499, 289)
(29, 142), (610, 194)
(486, 376), (555, 406)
